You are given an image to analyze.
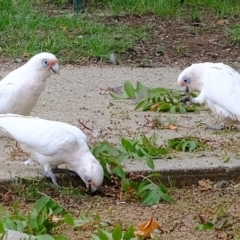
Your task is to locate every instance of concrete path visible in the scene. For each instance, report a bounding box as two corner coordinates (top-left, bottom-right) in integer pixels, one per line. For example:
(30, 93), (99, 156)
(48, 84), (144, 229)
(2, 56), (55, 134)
(0, 66), (240, 185)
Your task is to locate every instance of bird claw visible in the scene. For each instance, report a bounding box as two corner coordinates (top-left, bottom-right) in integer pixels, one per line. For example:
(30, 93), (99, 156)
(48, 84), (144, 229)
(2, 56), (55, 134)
(207, 124), (236, 131)
(207, 125), (225, 130)
(179, 96), (193, 105)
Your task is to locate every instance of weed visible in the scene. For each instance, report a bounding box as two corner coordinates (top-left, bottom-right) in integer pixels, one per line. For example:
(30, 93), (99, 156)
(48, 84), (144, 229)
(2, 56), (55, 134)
(227, 23), (240, 43)
(91, 135), (173, 205)
(92, 225), (137, 240)
(0, 196), (74, 239)
(110, 80), (200, 113)
(156, 45), (165, 55)
(92, 134), (169, 178)
(176, 44), (186, 55)
(195, 205), (232, 231)
(168, 136), (205, 152)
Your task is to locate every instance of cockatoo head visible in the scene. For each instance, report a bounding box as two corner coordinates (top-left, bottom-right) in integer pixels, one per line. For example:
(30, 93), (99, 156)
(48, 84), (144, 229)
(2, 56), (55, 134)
(177, 63), (206, 92)
(27, 52), (60, 77)
(78, 156), (104, 192)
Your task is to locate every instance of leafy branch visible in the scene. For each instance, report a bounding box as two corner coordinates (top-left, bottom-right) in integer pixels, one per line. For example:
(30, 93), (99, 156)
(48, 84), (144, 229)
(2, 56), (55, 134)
(109, 80), (200, 113)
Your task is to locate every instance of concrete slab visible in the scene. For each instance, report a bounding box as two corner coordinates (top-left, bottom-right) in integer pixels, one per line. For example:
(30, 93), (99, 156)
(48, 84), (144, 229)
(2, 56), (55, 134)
(0, 66), (240, 185)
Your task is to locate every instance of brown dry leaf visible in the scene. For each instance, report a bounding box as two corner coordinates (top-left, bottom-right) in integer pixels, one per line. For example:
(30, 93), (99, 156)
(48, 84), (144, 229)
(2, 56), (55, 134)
(167, 123), (178, 130)
(134, 216), (163, 239)
(198, 179), (213, 191)
(52, 215), (64, 223)
(150, 103), (160, 111)
(217, 19), (225, 26)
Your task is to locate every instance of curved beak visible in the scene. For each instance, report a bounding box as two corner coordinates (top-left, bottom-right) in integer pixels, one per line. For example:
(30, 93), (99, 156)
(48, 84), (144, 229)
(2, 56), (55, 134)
(50, 62), (60, 75)
(86, 181), (98, 192)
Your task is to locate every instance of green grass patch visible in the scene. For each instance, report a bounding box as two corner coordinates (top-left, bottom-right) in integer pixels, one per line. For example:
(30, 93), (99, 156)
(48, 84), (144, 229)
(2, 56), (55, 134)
(227, 23), (240, 43)
(0, 0), (152, 62)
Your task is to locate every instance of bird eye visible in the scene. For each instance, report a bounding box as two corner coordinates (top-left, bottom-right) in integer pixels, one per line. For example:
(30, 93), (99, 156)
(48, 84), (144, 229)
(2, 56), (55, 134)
(183, 77), (191, 84)
(85, 176), (92, 183)
(42, 59), (50, 68)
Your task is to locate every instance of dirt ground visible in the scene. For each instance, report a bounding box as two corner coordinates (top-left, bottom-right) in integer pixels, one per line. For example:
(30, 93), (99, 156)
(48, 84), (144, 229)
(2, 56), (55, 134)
(1, 13), (240, 240)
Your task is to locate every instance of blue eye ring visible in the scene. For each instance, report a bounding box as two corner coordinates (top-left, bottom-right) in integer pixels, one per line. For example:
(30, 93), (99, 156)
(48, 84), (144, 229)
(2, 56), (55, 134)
(42, 59), (50, 68)
(183, 77), (191, 84)
(85, 176), (92, 183)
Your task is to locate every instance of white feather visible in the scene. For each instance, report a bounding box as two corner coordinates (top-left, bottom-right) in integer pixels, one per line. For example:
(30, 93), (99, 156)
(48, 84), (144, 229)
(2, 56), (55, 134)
(178, 62), (240, 123)
(0, 52), (60, 115)
(0, 114), (104, 191)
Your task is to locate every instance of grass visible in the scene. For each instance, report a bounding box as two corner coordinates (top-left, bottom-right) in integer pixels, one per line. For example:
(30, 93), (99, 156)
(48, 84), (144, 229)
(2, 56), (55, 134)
(0, 0), (240, 63)
(0, 0), (152, 63)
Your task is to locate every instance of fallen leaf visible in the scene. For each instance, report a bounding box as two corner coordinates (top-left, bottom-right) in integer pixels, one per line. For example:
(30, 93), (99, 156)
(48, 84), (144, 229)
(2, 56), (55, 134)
(167, 123), (178, 130)
(198, 179), (213, 191)
(150, 103), (160, 111)
(52, 215), (64, 223)
(134, 216), (163, 239)
(217, 19), (225, 26)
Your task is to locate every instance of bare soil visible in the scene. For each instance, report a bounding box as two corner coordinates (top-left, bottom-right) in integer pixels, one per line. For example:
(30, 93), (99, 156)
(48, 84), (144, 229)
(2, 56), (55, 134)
(1, 180), (240, 239)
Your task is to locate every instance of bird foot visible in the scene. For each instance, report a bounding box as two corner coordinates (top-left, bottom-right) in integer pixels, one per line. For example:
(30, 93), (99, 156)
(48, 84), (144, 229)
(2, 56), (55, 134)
(207, 124), (236, 130)
(52, 167), (80, 178)
(44, 170), (59, 186)
(179, 96), (194, 105)
(207, 125), (225, 130)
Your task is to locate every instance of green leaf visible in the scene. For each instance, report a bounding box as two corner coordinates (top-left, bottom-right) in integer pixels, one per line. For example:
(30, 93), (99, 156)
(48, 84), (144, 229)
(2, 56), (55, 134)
(0, 221), (5, 234)
(109, 91), (129, 100)
(34, 197), (50, 213)
(53, 236), (68, 240)
(14, 219), (26, 232)
(141, 189), (161, 205)
(121, 178), (130, 191)
(35, 235), (55, 240)
(181, 141), (189, 152)
(113, 165), (126, 179)
(124, 80), (136, 99)
(148, 87), (168, 98)
(158, 103), (171, 111)
(123, 225), (135, 240)
(179, 104), (187, 113)
(134, 98), (147, 110)
(92, 235), (100, 240)
(146, 156), (155, 169)
(4, 219), (17, 230)
(136, 83), (149, 100)
(146, 173), (162, 178)
(98, 230), (111, 240)
(137, 183), (152, 195)
(188, 141), (197, 152)
(121, 138), (135, 153)
(63, 213), (74, 226)
(203, 222), (215, 230)
(170, 105), (176, 113)
(112, 225), (122, 240)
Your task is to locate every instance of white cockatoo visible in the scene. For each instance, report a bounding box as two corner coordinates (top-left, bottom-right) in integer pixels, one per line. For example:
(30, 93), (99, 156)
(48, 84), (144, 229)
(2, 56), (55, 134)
(0, 52), (60, 115)
(178, 62), (240, 126)
(0, 114), (104, 191)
